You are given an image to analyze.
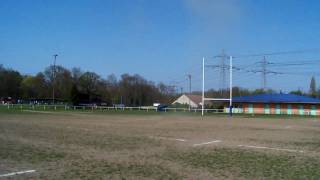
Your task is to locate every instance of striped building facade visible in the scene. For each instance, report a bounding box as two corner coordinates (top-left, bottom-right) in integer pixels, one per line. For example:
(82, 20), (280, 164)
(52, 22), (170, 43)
(225, 94), (320, 116)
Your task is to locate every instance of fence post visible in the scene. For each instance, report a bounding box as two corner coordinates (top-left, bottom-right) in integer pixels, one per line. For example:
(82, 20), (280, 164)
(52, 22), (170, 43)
(55, 106), (57, 110)
(44, 105), (46, 110)
(7, 104), (9, 109)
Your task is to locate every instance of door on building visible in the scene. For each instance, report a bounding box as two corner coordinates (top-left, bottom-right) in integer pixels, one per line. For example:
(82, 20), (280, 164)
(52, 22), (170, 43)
(275, 104), (281, 114)
(248, 104), (253, 113)
(264, 104), (270, 114)
(298, 105), (304, 115)
(311, 105), (317, 116)
(287, 104), (292, 115)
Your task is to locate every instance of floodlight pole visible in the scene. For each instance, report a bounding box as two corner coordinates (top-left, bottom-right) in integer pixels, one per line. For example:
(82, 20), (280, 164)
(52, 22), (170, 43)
(53, 54), (58, 105)
(202, 57), (205, 116)
(229, 56), (233, 116)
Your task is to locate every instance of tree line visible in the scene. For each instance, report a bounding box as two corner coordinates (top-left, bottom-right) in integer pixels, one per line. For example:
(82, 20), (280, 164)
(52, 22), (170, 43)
(0, 64), (318, 106)
(0, 64), (176, 106)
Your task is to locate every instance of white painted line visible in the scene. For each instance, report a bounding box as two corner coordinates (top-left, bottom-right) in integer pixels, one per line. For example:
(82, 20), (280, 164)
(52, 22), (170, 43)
(174, 138), (187, 142)
(23, 110), (55, 114)
(149, 136), (187, 142)
(193, 140), (222, 147)
(238, 145), (304, 153)
(0, 170), (36, 177)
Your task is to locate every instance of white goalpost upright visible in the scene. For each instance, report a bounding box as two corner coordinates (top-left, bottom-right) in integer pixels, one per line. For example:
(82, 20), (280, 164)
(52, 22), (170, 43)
(201, 56), (233, 116)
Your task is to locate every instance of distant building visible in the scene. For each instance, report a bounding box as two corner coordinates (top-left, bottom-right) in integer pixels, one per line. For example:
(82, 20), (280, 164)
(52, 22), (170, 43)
(1, 97), (14, 104)
(172, 94), (202, 108)
(225, 94), (320, 115)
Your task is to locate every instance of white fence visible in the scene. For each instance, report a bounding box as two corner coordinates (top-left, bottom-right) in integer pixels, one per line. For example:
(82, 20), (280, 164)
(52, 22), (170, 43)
(1, 104), (226, 114)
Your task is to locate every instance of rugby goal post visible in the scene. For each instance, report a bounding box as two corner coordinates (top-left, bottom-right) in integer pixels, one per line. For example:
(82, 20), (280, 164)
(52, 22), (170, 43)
(201, 56), (233, 116)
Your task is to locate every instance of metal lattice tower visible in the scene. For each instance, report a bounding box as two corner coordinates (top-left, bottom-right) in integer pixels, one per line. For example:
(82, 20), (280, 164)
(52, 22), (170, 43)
(262, 56), (267, 90)
(219, 50), (227, 95)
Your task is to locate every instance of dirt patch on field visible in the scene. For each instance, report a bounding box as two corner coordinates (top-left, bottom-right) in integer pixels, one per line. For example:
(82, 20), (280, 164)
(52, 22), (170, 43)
(0, 112), (320, 179)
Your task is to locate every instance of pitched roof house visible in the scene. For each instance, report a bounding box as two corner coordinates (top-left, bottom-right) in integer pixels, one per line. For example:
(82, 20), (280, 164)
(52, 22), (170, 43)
(172, 94), (202, 108)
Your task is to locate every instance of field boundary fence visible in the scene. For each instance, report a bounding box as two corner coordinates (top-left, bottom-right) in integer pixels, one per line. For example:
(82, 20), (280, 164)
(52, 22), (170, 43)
(1, 104), (227, 114)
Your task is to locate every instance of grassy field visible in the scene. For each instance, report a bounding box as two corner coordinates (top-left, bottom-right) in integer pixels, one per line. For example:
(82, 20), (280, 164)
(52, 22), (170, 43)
(1, 109), (320, 179)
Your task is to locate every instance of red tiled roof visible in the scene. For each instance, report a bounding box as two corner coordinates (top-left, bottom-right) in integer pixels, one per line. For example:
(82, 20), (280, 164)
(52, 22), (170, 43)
(185, 94), (202, 104)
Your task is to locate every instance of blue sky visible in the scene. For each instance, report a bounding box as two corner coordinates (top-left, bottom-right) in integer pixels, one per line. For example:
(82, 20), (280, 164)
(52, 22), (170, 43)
(1, 0), (320, 92)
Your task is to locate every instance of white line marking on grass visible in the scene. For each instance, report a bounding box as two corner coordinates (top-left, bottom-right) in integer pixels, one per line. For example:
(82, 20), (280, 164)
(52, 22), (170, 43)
(23, 110), (56, 114)
(0, 170), (36, 177)
(173, 138), (187, 142)
(238, 145), (304, 153)
(193, 140), (222, 147)
(149, 136), (187, 142)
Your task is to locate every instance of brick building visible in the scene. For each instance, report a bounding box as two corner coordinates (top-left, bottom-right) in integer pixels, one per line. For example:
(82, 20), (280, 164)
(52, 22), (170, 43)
(226, 94), (320, 116)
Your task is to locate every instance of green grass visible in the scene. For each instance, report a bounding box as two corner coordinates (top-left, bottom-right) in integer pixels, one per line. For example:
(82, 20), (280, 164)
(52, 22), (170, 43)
(0, 138), (67, 164)
(62, 159), (181, 180)
(0, 138), (179, 179)
(164, 148), (320, 179)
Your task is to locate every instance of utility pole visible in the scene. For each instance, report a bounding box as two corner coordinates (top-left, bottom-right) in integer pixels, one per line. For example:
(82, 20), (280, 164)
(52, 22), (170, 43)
(187, 74), (191, 94)
(262, 56), (267, 91)
(171, 85), (177, 94)
(187, 74), (191, 110)
(52, 54), (58, 105)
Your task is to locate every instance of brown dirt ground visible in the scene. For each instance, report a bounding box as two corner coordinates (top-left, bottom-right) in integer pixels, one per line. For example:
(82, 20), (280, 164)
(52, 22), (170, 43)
(1, 111), (320, 179)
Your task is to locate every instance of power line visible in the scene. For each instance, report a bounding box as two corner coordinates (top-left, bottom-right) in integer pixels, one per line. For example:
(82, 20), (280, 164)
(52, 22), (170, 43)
(164, 50), (320, 92)
(234, 48), (320, 58)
